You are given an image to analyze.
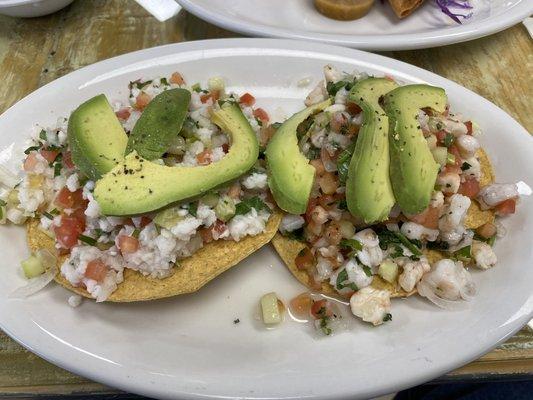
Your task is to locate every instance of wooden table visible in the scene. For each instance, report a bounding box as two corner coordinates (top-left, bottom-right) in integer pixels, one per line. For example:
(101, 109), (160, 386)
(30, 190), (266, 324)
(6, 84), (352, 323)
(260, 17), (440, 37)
(0, 0), (531, 397)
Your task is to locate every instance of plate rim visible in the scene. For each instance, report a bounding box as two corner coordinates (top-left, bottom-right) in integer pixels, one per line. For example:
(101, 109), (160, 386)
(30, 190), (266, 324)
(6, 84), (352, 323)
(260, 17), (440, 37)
(176, 0), (533, 50)
(0, 38), (532, 400)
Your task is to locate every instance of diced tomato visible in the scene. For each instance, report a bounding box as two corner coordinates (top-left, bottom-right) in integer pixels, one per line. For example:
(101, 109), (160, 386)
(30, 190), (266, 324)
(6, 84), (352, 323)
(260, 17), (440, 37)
(318, 172), (338, 195)
(465, 121), (473, 135)
(310, 159), (326, 176)
(23, 152), (40, 172)
(258, 125), (276, 147)
(295, 248), (315, 271)
(54, 188), (87, 210)
(227, 183), (241, 199)
(476, 222), (497, 239)
(139, 216), (152, 228)
(444, 164), (461, 174)
(196, 149), (212, 165)
(495, 198), (516, 215)
(211, 220), (227, 239)
(135, 92), (151, 110)
(345, 102), (362, 115)
(85, 259), (108, 282)
(448, 145), (462, 166)
(199, 227), (213, 244)
(115, 108), (131, 120)
(330, 112), (348, 133)
(118, 235), (139, 254)
(239, 92), (255, 107)
(253, 108), (269, 123)
(200, 90), (220, 104)
(289, 293), (313, 319)
(170, 72), (185, 85)
(40, 149), (60, 163)
(53, 215), (85, 249)
(305, 197), (318, 223)
(222, 143), (229, 153)
(63, 151), (75, 169)
(436, 130), (447, 144)
(311, 299), (331, 319)
(408, 206), (441, 229)
(458, 177), (480, 199)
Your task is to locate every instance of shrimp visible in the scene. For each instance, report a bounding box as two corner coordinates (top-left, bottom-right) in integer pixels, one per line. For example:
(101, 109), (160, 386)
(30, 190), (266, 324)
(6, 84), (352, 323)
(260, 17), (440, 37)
(477, 183), (518, 209)
(437, 172), (461, 194)
(439, 194), (471, 234)
(350, 287), (391, 326)
(430, 191), (444, 208)
(398, 257), (431, 293)
(330, 258), (373, 295)
(314, 256), (333, 282)
(417, 259), (476, 309)
(456, 134), (480, 158)
(324, 64), (343, 83)
(401, 222), (439, 242)
(462, 156), (481, 181)
(304, 80), (327, 106)
(353, 228), (383, 268)
(471, 240), (497, 270)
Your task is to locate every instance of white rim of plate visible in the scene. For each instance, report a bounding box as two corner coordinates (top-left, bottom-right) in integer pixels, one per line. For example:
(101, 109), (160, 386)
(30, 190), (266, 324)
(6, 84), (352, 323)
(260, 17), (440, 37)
(176, 0), (533, 50)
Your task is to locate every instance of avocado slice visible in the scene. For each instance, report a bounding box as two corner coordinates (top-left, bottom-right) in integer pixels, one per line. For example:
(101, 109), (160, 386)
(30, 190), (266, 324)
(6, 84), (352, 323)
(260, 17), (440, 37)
(265, 99), (332, 214)
(126, 88), (191, 160)
(383, 84), (447, 215)
(93, 103), (258, 216)
(346, 78), (398, 223)
(68, 94), (128, 180)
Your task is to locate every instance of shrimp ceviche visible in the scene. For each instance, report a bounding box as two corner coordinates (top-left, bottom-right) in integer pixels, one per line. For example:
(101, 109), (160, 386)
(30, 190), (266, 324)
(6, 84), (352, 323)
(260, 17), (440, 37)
(1, 72), (280, 302)
(0, 63), (529, 336)
(270, 65), (530, 334)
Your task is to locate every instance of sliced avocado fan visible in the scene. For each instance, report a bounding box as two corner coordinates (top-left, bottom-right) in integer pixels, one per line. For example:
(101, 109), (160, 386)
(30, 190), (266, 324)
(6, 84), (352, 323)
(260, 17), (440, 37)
(68, 94), (128, 180)
(94, 103), (258, 216)
(265, 99), (332, 215)
(346, 78), (398, 224)
(126, 88), (191, 160)
(383, 84), (447, 215)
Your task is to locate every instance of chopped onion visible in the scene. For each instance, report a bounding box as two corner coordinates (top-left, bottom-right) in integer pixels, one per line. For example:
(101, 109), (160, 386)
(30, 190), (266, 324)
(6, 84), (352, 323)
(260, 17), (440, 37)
(9, 269), (56, 299)
(417, 281), (468, 310)
(36, 249), (58, 270)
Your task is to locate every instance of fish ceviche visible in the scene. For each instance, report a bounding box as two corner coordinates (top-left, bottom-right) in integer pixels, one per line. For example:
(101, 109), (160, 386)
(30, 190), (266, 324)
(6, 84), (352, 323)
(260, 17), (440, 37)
(1, 72), (280, 302)
(270, 65), (530, 334)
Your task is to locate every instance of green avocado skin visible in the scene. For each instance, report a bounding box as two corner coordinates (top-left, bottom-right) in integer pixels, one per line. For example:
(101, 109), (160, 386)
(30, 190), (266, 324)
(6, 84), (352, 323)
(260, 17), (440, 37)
(265, 98), (332, 215)
(94, 103), (258, 216)
(383, 84), (447, 215)
(68, 94), (128, 181)
(346, 78), (398, 224)
(126, 88), (191, 160)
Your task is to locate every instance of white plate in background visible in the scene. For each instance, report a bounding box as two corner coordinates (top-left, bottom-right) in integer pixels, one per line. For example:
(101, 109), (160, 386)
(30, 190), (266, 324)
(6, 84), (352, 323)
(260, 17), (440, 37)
(0, 39), (532, 399)
(177, 0), (533, 50)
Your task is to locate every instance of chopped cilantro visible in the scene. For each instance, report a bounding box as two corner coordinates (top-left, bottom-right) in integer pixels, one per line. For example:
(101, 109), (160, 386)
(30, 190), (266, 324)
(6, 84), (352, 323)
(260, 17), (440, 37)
(320, 317), (332, 335)
(24, 145), (41, 155)
(191, 83), (202, 92)
(461, 162), (471, 171)
(454, 245), (471, 261)
(338, 199), (347, 210)
(187, 202), (198, 217)
(443, 133), (455, 147)
(326, 80), (355, 96)
(39, 129), (47, 141)
(0, 199), (6, 207)
(78, 234), (97, 246)
(283, 227), (305, 242)
(135, 80), (152, 89)
(362, 265), (372, 277)
(53, 161), (62, 177)
(473, 233), (496, 247)
(132, 229), (141, 239)
(307, 146), (320, 160)
(376, 229), (422, 256)
(233, 318), (240, 324)
(160, 77), (169, 86)
(426, 241), (450, 251)
(335, 269), (358, 291)
(296, 115), (313, 139)
(234, 196), (270, 216)
(42, 211), (55, 220)
(337, 141), (357, 184)
(340, 238), (363, 253)
(383, 313), (392, 322)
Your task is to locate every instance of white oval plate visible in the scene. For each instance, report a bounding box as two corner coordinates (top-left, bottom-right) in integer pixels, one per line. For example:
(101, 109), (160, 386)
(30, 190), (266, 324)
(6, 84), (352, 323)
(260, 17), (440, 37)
(177, 0), (533, 50)
(0, 39), (532, 400)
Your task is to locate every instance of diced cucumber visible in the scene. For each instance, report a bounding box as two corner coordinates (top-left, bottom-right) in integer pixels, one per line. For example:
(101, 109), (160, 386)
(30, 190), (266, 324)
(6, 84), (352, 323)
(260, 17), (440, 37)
(21, 255), (45, 279)
(454, 245), (472, 262)
(260, 292), (283, 325)
(200, 192), (220, 208)
(215, 195), (236, 222)
(431, 146), (448, 168)
(378, 259), (399, 284)
(153, 206), (183, 229)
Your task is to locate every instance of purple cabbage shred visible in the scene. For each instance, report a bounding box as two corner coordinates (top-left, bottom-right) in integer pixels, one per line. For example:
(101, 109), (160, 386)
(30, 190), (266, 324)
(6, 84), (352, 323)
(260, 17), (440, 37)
(435, 0), (473, 24)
